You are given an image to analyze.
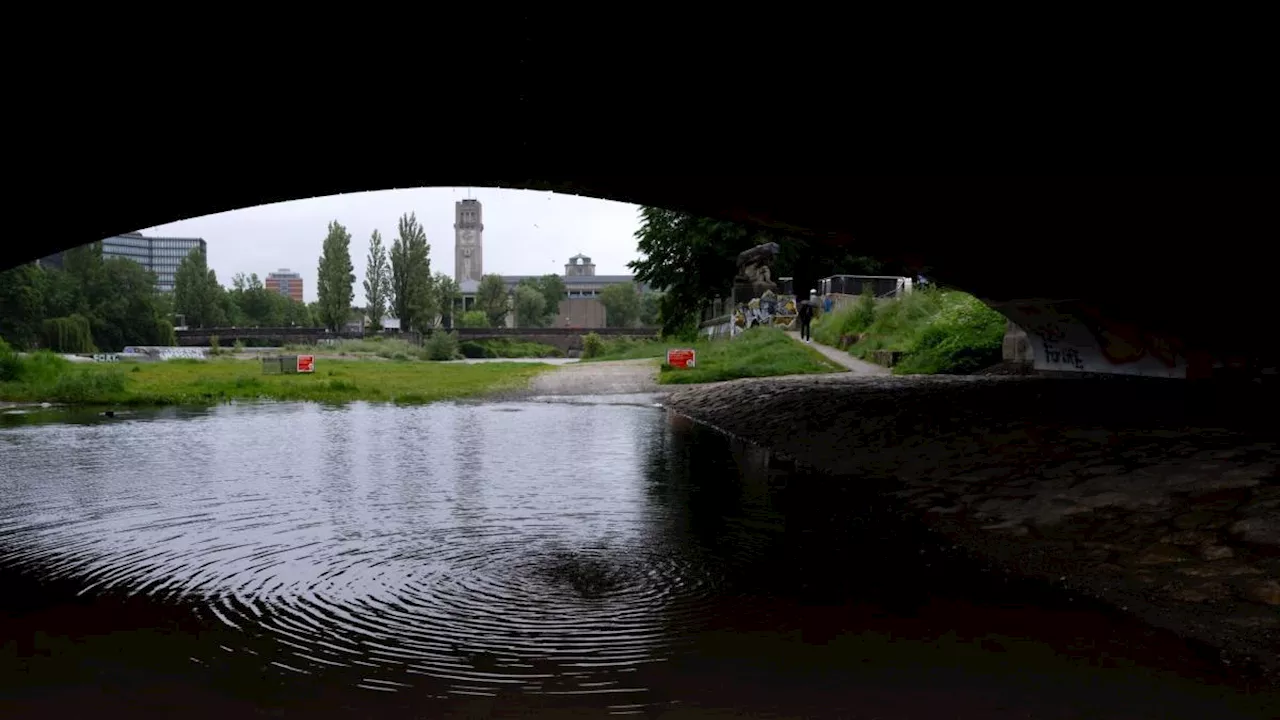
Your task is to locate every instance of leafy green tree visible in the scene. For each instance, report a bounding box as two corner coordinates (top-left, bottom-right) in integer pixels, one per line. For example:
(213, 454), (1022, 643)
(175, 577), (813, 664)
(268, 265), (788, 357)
(363, 229), (391, 330)
(639, 290), (662, 327)
(476, 274), (510, 328)
(458, 310), (489, 328)
(316, 220), (355, 332)
(630, 206), (893, 336)
(433, 273), (461, 328)
(532, 275), (566, 324)
(514, 284), (547, 328)
(0, 264), (48, 348)
(173, 246), (226, 329)
(389, 213), (433, 332)
(91, 258), (172, 349)
(601, 282), (641, 327)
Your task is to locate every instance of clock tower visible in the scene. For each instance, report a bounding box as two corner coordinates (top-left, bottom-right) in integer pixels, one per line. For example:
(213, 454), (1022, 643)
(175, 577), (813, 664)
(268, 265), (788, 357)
(454, 198), (483, 284)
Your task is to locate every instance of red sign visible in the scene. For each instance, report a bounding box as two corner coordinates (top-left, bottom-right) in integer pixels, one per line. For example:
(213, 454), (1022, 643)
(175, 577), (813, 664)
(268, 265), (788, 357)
(297, 355), (315, 373)
(666, 348), (696, 369)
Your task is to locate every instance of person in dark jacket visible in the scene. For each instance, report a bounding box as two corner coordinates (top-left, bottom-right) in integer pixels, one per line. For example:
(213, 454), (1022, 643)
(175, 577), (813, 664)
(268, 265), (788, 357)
(798, 297), (814, 342)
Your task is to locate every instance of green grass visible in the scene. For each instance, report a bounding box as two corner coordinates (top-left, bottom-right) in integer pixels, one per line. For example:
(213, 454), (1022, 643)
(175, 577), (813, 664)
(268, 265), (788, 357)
(658, 326), (844, 385)
(580, 335), (668, 362)
(0, 350), (550, 407)
(459, 338), (563, 359)
(813, 288), (1006, 375)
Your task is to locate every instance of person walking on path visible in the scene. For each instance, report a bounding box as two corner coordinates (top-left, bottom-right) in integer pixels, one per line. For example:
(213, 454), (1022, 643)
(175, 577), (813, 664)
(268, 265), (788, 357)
(798, 295), (815, 343)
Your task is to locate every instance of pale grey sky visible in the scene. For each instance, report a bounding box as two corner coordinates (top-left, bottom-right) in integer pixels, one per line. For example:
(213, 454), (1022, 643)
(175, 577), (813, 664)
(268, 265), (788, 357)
(141, 187), (644, 303)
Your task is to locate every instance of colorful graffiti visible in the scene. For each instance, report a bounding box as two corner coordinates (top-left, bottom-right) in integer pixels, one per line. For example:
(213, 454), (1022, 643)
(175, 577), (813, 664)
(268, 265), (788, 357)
(995, 301), (1186, 379)
(733, 290), (798, 331)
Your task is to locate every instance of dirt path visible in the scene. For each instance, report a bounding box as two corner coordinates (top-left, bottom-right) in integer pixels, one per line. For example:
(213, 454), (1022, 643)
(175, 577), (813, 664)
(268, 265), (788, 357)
(528, 358), (661, 396)
(785, 331), (890, 375)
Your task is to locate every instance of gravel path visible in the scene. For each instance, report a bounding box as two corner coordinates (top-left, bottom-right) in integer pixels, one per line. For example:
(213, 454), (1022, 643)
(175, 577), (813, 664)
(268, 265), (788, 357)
(785, 331), (890, 375)
(527, 358), (661, 396)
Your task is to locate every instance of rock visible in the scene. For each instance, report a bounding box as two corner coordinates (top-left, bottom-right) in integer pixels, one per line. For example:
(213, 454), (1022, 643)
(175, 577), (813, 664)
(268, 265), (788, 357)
(1166, 582), (1228, 603)
(1228, 516), (1280, 547)
(1161, 530), (1217, 547)
(1242, 579), (1280, 606)
(1173, 511), (1220, 530)
(1200, 545), (1235, 561)
(980, 520), (1028, 536)
(1134, 544), (1193, 565)
(1177, 564), (1263, 578)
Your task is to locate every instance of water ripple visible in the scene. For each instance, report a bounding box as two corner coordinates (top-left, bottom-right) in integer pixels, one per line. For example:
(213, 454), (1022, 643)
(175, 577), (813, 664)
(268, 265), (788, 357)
(0, 401), (724, 701)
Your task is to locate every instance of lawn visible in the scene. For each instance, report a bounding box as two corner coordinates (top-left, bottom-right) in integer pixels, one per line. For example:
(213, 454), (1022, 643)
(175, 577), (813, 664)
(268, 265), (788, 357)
(657, 327), (845, 385)
(0, 350), (550, 407)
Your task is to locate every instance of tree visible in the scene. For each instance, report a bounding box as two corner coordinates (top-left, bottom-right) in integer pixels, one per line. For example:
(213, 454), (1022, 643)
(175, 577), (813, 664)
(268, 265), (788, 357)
(389, 212), (433, 332)
(601, 282), (642, 328)
(513, 285), (547, 328)
(173, 246), (226, 329)
(363, 229), (391, 331)
(639, 290), (662, 327)
(476, 274), (510, 328)
(316, 220), (355, 332)
(458, 310), (489, 328)
(0, 264), (47, 348)
(432, 273), (461, 328)
(533, 275), (566, 324)
(630, 206), (893, 336)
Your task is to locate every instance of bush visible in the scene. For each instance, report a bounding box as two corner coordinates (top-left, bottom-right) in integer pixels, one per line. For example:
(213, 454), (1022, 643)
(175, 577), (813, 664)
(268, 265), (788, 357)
(458, 311), (489, 328)
(209, 335), (221, 355)
(232, 339), (245, 354)
(459, 341), (496, 359)
(581, 332), (605, 359)
(0, 338), (20, 381)
(423, 331), (459, 361)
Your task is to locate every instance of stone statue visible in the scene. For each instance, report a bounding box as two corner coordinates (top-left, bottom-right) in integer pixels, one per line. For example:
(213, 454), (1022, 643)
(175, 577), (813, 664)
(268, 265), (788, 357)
(736, 242), (780, 284)
(732, 241), (781, 304)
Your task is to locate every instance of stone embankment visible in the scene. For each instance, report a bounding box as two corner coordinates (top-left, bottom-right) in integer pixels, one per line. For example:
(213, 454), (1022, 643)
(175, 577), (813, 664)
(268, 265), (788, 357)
(664, 373), (1280, 686)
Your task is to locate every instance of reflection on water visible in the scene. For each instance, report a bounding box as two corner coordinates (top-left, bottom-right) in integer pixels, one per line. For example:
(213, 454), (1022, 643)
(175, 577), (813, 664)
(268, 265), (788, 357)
(0, 401), (1274, 718)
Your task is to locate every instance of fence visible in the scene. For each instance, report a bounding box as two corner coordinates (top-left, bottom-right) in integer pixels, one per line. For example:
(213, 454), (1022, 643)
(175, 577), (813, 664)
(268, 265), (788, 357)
(818, 275), (913, 298)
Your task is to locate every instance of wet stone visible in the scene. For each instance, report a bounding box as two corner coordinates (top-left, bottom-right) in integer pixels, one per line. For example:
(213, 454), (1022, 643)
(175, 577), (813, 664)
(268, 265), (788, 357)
(1165, 582), (1230, 603)
(1200, 545), (1236, 561)
(1244, 579), (1280, 606)
(1160, 530), (1218, 547)
(1134, 544), (1194, 565)
(1173, 511), (1220, 530)
(1228, 516), (1280, 547)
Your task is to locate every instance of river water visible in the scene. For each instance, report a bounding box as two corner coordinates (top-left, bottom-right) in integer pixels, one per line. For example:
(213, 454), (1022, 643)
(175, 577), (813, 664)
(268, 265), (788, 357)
(0, 400), (1272, 718)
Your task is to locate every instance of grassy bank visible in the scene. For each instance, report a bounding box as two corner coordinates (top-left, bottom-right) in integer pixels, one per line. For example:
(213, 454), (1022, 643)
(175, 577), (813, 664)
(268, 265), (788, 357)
(459, 338), (562, 359)
(814, 288), (1005, 374)
(0, 344), (549, 406)
(658, 327), (844, 385)
(580, 334), (667, 362)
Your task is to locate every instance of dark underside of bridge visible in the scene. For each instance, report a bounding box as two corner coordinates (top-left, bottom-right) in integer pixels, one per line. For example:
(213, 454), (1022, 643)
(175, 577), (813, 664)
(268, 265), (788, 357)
(8, 176), (1276, 366)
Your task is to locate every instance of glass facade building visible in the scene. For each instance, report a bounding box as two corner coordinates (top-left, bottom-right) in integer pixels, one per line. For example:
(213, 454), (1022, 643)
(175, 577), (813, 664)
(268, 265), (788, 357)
(101, 232), (207, 293)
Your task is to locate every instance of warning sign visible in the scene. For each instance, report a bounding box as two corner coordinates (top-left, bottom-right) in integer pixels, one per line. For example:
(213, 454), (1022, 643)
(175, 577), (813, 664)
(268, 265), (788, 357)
(297, 355), (315, 373)
(666, 348), (696, 369)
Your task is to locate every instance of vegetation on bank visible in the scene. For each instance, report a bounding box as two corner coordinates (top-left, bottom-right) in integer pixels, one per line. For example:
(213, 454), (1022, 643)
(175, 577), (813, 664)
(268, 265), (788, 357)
(458, 338), (563, 359)
(814, 288), (1006, 374)
(0, 341), (548, 406)
(580, 333), (666, 362)
(657, 327), (844, 385)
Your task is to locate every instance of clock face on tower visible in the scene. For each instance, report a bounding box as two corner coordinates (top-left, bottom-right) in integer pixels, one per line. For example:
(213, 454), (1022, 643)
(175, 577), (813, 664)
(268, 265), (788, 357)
(461, 229), (476, 245)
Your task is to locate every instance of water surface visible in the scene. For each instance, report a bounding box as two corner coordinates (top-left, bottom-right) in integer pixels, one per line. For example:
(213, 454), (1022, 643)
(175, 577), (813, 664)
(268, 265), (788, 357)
(0, 401), (1272, 718)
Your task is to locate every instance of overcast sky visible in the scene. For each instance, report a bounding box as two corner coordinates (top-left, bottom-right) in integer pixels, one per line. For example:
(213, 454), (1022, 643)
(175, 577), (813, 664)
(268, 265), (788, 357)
(141, 187), (643, 303)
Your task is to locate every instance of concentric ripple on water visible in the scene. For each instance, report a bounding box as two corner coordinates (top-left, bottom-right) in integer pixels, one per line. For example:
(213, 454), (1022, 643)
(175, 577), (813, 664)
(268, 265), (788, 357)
(0, 400), (724, 703)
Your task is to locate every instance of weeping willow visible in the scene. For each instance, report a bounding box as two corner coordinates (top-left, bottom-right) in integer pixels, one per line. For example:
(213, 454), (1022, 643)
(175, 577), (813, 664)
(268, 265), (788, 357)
(41, 315), (96, 353)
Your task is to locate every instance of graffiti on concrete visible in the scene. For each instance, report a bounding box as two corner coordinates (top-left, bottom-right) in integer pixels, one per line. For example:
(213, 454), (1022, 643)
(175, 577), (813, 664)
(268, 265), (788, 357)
(997, 301), (1186, 378)
(122, 346), (208, 361)
(733, 290), (798, 331)
(92, 353), (122, 363)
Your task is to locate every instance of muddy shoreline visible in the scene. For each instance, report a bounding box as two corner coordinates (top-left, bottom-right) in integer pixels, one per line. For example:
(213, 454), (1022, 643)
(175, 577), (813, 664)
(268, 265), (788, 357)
(662, 373), (1280, 691)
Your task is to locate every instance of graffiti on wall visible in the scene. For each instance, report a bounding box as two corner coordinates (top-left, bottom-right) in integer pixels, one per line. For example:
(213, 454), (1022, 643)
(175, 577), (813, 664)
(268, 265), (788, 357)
(996, 301), (1186, 379)
(733, 290), (798, 331)
(122, 346), (208, 361)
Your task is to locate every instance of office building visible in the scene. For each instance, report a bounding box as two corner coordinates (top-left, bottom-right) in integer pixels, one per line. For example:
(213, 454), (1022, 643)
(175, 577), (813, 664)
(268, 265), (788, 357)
(266, 269), (304, 303)
(101, 232), (206, 293)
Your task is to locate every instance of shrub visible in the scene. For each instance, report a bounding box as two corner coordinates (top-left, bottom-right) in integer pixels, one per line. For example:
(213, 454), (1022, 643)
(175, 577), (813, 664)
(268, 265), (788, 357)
(424, 330), (460, 361)
(581, 332), (605, 359)
(0, 338), (20, 381)
(232, 339), (246, 353)
(209, 335), (221, 355)
(459, 341), (495, 359)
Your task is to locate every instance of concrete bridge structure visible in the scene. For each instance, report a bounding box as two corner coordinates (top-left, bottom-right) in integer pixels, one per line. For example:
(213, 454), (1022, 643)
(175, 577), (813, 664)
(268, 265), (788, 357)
(6, 177), (1277, 382)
